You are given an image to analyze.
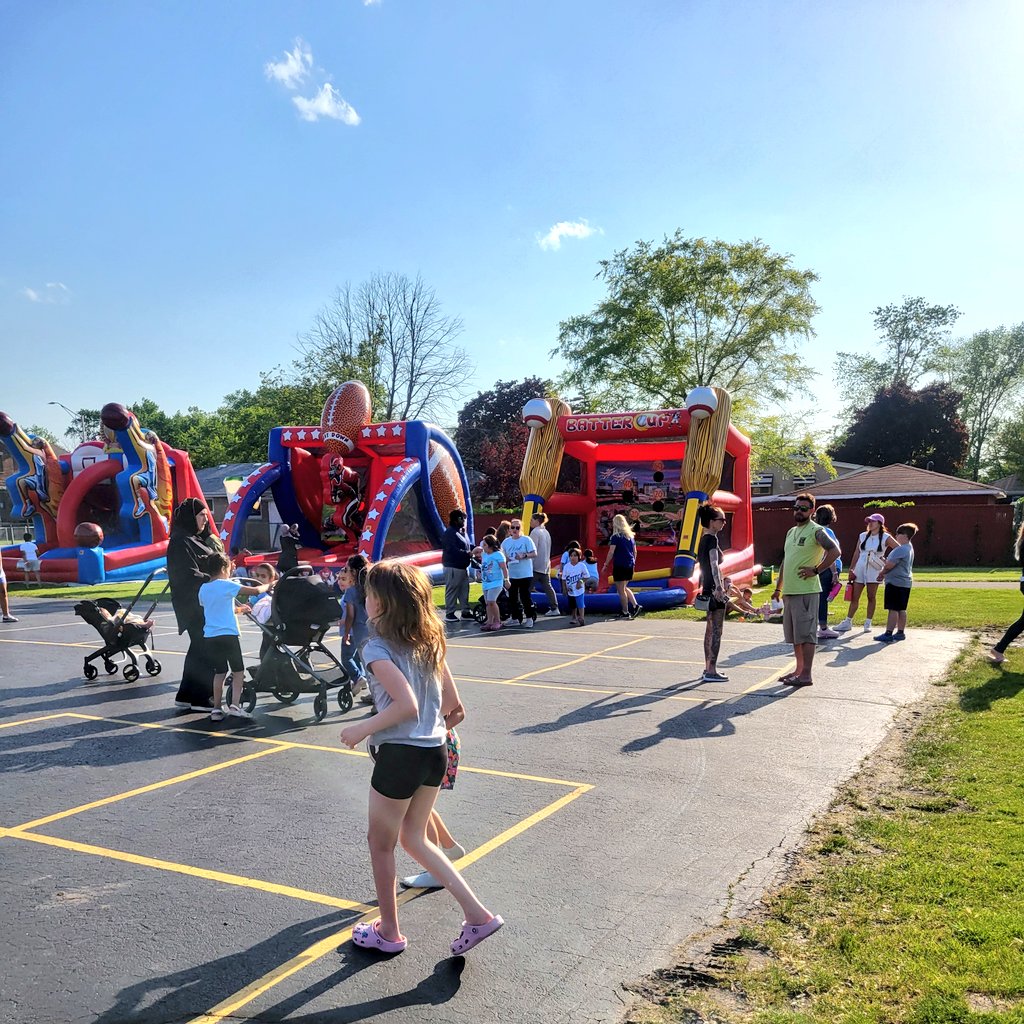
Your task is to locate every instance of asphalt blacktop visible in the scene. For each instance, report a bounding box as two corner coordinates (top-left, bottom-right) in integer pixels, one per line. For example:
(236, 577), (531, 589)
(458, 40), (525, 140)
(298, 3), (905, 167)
(0, 599), (966, 1024)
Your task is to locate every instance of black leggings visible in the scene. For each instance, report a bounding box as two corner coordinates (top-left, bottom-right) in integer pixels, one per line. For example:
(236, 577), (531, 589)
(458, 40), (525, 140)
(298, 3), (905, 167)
(817, 570), (833, 624)
(994, 583), (1024, 654)
(508, 577), (535, 623)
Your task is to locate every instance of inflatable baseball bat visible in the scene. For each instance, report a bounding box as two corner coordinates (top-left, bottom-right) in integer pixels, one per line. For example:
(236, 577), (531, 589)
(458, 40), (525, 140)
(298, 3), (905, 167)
(518, 397), (570, 527)
(674, 387), (732, 576)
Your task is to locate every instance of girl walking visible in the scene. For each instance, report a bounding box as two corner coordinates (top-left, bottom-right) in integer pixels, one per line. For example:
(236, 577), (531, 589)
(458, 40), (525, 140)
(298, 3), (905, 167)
(602, 514), (641, 618)
(835, 513), (895, 633)
(479, 535), (509, 631)
(340, 561), (503, 955)
(697, 504), (729, 682)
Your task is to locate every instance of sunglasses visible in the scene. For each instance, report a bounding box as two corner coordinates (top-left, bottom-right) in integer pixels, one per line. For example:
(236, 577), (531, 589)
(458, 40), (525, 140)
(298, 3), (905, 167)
(793, 505), (812, 512)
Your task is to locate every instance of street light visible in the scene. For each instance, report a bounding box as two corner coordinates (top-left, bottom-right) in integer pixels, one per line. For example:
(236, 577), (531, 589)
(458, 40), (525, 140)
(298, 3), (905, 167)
(48, 401), (88, 444)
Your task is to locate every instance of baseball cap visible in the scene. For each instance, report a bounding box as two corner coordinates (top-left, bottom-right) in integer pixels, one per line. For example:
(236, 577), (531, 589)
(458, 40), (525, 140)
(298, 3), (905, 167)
(864, 513), (885, 524)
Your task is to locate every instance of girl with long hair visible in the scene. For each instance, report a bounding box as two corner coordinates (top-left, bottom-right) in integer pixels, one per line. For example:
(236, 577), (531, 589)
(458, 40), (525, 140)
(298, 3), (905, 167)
(339, 561), (503, 955)
(601, 514), (641, 618)
(697, 504), (729, 681)
(989, 522), (1024, 664)
(835, 513), (896, 633)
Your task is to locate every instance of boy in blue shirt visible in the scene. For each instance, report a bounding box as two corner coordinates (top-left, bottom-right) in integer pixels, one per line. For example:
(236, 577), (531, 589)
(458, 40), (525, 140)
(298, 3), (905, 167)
(199, 553), (267, 721)
(876, 523), (916, 643)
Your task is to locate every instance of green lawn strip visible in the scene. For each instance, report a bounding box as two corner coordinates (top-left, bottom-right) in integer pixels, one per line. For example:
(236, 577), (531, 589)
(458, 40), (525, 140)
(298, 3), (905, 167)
(9, 581), (172, 603)
(913, 568), (1017, 582)
(653, 648), (1024, 1024)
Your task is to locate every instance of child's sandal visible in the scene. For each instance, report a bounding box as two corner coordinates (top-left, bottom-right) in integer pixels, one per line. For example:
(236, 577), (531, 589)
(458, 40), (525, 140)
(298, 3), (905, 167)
(450, 915), (504, 955)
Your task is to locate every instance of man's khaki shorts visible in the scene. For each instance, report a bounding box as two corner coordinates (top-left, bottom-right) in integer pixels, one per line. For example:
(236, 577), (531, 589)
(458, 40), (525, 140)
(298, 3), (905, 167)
(783, 593), (818, 645)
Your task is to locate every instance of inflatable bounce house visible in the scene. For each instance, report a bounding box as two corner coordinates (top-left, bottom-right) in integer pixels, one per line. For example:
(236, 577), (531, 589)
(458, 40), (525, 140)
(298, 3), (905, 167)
(219, 381), (472, 582)
(517, 387), (756, 612)
(0, 404), (209, 584)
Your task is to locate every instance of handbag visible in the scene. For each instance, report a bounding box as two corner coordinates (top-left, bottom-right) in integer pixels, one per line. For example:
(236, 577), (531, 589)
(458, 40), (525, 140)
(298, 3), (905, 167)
(693, 594), (711, 611)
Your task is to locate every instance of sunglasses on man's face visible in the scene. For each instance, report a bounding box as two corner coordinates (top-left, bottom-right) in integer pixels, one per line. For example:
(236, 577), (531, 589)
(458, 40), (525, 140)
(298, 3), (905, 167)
(793, 505), (812, 512)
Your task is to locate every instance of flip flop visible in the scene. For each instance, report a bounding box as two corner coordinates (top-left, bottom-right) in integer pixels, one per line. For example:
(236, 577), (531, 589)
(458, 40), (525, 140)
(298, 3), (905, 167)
(352, 919), (407, 954)
(784, 677), (813, 687)
(450, 914), (504, 955)
(777, 672), (801, 684)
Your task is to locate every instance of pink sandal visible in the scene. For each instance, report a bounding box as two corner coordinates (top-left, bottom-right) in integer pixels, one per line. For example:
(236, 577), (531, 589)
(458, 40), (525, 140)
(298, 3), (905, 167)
(450, 914), (504, 955)
(352, 919), (407, 954)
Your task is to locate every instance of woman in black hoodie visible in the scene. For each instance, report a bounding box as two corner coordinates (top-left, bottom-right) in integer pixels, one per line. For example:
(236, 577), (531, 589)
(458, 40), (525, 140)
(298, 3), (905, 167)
(166, 497), (218, 710)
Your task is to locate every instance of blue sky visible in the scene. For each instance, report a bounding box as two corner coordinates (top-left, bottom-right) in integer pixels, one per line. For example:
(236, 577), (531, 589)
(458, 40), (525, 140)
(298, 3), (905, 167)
(3, 0), (1022, 445)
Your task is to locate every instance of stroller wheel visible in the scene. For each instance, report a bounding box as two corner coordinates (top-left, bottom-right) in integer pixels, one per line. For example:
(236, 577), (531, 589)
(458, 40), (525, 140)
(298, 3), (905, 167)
(473, 604), (487, 623)
(241, 685), (257, 714)
(145, 658), (162, 676)
(104, 660), (118, 675)
(337, 686), (354, 713)
(84, 663), (99, 681)
(313, 693), (328, 722)
(123, 664), (140, 683)
(273, 686), (300, 705)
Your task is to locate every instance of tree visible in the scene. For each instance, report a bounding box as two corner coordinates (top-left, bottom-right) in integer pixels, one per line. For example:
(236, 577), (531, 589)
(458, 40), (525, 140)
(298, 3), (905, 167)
(553, 231), (819, 412)
(830, 382), (968, 474)
(60, 408), (101, 445)
(454, 377), (552, 471)
(987, 405), (1024, 482)
(476, 424), (531, 507)
(938, 324), (1024, 481)
(23, 425), (61, 447)
(295, 272), (474, 423)
(744, 412), (834, 478)
(834, 296), (961, 412)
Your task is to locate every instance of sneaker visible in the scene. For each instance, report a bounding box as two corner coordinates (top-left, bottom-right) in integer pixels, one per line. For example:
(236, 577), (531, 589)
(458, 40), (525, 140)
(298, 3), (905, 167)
(875, 632), (895, 643)
(209, 709), (225, 722)
(817, 627), (840, 639)
(501, 617), (512, 626)
(190, 699), (216, 712)
(630, 604), (645, 618)
(701, 671), (730, 682)
(615, 612), (631, 619)
(862, 618), (872, 632)
(893, 631), (906, 642)
(400, 869), (442, 890)
(173, 699), (192, 709)
(2, 615), (18, 623)
(544, 609), (561, 617)
(359, 692), (375, 706)
(444, 613), (459, 622)
(834, 618), (853, 632)
(227, 705), (253, 718)
(523, 618), (534, 628)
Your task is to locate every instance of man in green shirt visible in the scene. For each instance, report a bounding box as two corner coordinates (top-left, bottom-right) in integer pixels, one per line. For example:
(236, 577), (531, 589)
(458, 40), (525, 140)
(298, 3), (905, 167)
(772, 493), (841, 687)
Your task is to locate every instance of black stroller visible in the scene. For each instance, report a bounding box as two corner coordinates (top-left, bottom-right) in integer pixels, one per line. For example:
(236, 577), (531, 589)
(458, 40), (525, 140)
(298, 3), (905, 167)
(74, 570), (169, 682)
(241, 567), (356, 722)
(471, 587), (512, 624)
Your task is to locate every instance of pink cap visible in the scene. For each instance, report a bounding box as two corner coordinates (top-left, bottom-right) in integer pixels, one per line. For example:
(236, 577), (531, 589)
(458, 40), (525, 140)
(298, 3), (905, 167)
(864, 513), (885, 523)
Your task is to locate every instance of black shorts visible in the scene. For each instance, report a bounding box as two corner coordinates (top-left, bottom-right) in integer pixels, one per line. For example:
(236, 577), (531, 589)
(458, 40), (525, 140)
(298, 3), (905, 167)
(370, 743), (447, 800)
(206, 635), (244, 673)
(884, 584), (911, 612)
(612, 565), (634, 582)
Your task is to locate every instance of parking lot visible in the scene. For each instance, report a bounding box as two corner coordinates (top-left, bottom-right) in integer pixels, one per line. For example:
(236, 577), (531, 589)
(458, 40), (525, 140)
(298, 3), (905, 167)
(0, 601), (964, 1023)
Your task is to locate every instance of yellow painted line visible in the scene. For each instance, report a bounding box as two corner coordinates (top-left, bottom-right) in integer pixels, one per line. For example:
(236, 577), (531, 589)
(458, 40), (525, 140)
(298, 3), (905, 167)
(190, 782), (595, 1022)
(7, 830), (373, 913)
(0, 713), (76, 730)
(504, 635), (652, 683)
(0, 637), (95, 649)
(14, 745), (287, 831)
(740, 663), (796, 694)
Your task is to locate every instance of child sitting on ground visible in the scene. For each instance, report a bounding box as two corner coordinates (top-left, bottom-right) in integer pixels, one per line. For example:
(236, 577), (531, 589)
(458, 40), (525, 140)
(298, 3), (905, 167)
(199, 553), (267, 721)
(724, 578), (760, 619)
(561, 547), (590, 627)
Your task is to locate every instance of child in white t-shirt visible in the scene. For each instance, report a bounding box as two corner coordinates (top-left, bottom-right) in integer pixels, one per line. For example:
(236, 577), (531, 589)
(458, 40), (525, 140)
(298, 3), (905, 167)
(17, 533), (41, 584)
(199, 553), (267, 722)
(561, 548), (590, 627)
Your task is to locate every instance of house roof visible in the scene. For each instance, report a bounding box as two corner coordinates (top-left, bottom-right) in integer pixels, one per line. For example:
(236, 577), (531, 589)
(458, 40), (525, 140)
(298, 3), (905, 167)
(194, 463), (265, 498)
(988, 474), (1024, 496)
(753, 463), (1006, 503)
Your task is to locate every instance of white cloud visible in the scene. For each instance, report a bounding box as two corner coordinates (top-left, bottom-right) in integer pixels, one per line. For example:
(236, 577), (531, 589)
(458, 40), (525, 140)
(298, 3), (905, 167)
(21, 282), (70, 304)
(363, 0), (381, 5)
(537, 219), (601, 251)
(292, 83), (361, 125)
(264, 39), (313, 90)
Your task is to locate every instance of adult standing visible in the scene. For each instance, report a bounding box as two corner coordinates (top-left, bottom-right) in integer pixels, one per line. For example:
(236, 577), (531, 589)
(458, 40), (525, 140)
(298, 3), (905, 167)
(530, 512), (561, 617)
(772, 493), (840, 687)
(697, 504), (729, 682)
(813, 504), (843, 641)
(166, 497), (218, 711)
(835, 513), (896, 633)
(441, 509), (473, 623)
(602, 514), (641, 619)
(989, 521), (1024, 664)
(501, 518), (537, 628)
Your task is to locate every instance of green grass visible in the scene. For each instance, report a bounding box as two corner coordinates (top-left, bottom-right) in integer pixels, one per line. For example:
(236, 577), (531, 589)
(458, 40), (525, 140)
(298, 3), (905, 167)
(649, 647), (1024, 1024)
(914, 567), (1018, 582)
(7, 581), (172, 603)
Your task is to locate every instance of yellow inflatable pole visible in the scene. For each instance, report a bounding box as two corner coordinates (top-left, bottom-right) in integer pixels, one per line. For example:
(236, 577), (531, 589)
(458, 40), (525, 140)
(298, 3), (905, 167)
(518, 397), (570, 527)
(674, 387), (732, 577)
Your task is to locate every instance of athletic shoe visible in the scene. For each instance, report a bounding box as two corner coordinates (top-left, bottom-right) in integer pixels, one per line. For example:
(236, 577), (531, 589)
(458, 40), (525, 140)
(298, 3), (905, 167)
(615, 612), (631, 619)
(893, 631), (906, 642)
(227, 705), (253, 718)
(702, 671), (730, 682)
(834, 618), (853, 632)
(350, 676), (367, 699)
(630, 604), (645, 617)
(190, 699), (216, 712)
(400, 869), (442, 889)
(2, 615), (18, 623)
(209, 709), (225, 722)
(817, 627), (840, 639)
(544, 609), (561, 617)
(444, 613), (459, 622)
(173, 699), (192, 709)
(358, 692), (375, 706)
(501, 617), (512, 626)
(875, 632), (895, 643)
(524, 618), (534, 628)
(863, 618), (872, 632)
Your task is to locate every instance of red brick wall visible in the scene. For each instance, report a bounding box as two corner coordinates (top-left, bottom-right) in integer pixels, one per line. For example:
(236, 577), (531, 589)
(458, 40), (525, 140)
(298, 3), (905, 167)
(753, 501), (1015, 567)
